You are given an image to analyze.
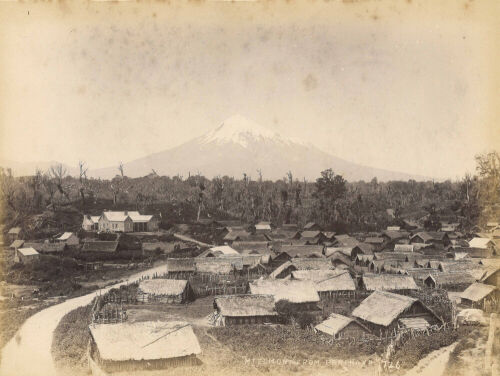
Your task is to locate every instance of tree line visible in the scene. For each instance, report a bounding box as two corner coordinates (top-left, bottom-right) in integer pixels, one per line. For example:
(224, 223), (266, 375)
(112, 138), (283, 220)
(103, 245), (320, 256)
(1, 151), (498, 233)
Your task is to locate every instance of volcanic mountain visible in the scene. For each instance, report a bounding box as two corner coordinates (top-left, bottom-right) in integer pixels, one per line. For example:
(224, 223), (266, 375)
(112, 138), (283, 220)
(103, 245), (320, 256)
(87, 115), (425, 181)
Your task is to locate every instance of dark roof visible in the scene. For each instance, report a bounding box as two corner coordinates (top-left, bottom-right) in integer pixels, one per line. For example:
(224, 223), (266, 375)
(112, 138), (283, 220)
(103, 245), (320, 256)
(82, 241), (119, 253)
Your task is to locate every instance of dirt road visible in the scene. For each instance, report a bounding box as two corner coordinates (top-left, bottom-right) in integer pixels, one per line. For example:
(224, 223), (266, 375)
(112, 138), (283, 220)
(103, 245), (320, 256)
(0, 263), (168, 376)
(404, 342), (457, 376)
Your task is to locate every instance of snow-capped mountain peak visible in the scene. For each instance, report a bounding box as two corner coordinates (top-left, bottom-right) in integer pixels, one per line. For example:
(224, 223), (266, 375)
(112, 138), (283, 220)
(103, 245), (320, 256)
(200, 114), (281, 147)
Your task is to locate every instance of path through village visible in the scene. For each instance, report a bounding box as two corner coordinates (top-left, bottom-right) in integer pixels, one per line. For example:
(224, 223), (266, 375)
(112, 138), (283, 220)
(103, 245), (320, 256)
(0, 263), (169, 376)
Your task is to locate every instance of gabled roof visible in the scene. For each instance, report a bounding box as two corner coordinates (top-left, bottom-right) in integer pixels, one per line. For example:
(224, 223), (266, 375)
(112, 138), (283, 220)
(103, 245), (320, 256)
(89, 321), (201, 361)
(279, 245), (324, 258)
(460, 283), (497, 302)
(353, 243), (374, 255)
(269, 261), (296, 279)
(7, 227), (22, 235)
(383, 230), (410, 240)
(325, 247), (353, 257)
(361, 273), (418, 291)
(214, 294), (277, 317)
(57, 232), (76, 241)
(352, 291), (418, 327)
(9, 239), (25, 249)
(315, 313), (370, 336)
(138, 279), (188, 296)
(249, 279), (320, 303)
(424, 272), (476, 286)
(207, 245), (239, 256)
(313, 271), (356, 292)
(468, 238), (495, 249)
(101, 211), (153, 223)
(17, 247), (39, 256)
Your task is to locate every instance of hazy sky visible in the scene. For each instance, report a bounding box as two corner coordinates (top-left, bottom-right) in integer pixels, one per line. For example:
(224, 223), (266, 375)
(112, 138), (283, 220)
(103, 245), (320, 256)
(0, 1), (498, 180)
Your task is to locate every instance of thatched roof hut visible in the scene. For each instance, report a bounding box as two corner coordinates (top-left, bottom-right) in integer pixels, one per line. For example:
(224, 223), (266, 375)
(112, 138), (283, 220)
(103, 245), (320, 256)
(166, 258), (196, 273)
(360, 273), (418, 291)
(352, 291), (442, 331)
(88, 321), (201, 373)
(213, 294), (278, 326)
(315, 313), (371, 338)
(423, 272), (476, 290)
(249, 279), (320, 304)
(137, 279), (192, 303)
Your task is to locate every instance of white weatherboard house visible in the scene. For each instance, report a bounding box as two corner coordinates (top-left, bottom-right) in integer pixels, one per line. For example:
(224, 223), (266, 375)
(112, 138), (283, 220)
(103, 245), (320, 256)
(82, 211), (159, 232)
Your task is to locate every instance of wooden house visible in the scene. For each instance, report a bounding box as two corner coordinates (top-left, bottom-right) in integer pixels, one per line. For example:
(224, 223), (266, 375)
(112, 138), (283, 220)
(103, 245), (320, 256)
(467, 238), (497, 256)
(56, 232), (79, 246)
(292, 269), (356, 298)
(315, 313), (372, 339)
(7, 227), (22, 243)
(410, 232), (450, 248)
(166, 258), (196, 278)
(88, 321), (201, 373)
(351, 243), (374, 260)
(14, 247), (40, 264)
(355, 254), (374, 267)
(460, 283), (498, 310)
(97, 211), (158, 233)
(9, 239), (25, 250)
(352, 291), (442, 335)
(480, 267), (500, 287)
(254, 221), (272, 234)
(364, 237), (385, 251)
(423, 272), (476, 291)
(82, 215), (100, 231)
(212, 294), (278, 326)
(137, 279), (193, 304)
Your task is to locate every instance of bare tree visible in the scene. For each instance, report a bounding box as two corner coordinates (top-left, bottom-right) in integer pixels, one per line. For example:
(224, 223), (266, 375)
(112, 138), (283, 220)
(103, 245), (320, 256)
(50, 163), (70, 201)
(118, 161), (124, 178)
(78, 161), (88, 205)
(42, 172), (57, 208)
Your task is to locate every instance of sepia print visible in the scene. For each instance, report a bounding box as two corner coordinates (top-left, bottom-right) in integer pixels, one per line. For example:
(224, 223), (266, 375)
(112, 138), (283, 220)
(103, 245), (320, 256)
(0, 1), (498, 376)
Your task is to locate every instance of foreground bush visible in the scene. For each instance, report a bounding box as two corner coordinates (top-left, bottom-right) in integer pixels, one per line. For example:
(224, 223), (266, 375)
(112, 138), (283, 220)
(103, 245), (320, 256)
(391, 327), (474, 370)
(52, 302), (93, 373)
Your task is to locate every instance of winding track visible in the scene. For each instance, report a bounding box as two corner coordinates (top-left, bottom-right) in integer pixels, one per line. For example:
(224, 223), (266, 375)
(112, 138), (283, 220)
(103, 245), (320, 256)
(0, 263), (168, 376)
